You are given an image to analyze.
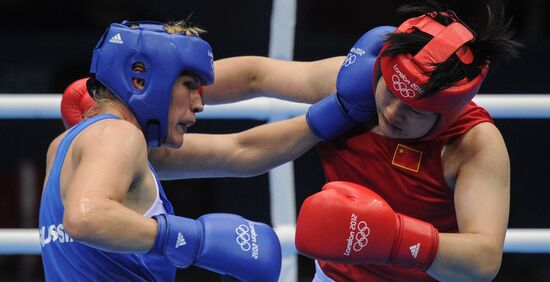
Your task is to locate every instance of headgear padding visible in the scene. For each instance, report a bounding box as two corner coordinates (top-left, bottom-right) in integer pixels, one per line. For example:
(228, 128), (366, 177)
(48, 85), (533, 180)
(90, 21), (214, 147)
(377, 12), (488, 139)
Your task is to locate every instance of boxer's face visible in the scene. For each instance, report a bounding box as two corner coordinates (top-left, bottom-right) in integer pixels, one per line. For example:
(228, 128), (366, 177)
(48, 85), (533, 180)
(164, 74), (203, 148)
(374, 78), (438, 139)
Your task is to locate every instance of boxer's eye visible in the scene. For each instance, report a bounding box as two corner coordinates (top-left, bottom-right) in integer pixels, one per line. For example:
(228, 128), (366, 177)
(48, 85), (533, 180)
(183, 78), (200, 90)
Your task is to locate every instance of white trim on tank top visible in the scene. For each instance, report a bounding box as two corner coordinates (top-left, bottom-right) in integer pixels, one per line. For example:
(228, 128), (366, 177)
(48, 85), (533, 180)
(143, 171), (167, 218)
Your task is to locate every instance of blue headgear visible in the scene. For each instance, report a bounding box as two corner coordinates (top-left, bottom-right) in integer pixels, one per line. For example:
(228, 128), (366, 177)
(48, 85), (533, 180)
(89, 21), (214, 147)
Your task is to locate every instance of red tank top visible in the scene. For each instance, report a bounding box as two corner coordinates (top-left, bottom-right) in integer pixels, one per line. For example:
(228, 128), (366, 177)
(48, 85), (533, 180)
(316, 102), (493, 281)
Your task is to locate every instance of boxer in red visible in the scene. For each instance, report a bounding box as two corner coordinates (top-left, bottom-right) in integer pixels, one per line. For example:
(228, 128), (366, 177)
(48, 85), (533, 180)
(294, 4), (520, 281)
(61, 2), (521, 281)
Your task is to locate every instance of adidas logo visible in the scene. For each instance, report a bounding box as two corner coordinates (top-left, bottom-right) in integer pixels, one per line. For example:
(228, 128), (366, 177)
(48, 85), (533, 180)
(109, 33), (123, 44)
(175, 232), (187, 248)
(409, 243), (420, 258)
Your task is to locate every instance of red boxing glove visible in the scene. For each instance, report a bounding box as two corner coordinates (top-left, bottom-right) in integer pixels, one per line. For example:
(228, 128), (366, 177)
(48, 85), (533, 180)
(295, 181), (439, 271)
(60, 78), (96, 129)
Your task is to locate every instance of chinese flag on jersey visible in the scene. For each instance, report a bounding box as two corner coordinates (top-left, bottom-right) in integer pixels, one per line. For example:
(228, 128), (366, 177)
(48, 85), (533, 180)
(392, 144), (423, 172)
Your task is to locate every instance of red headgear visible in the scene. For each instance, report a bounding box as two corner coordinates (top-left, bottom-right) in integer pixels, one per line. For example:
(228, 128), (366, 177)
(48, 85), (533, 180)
(376, 12), (489, 139)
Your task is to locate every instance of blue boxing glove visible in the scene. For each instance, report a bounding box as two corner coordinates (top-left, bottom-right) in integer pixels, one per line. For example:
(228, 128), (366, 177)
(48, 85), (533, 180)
(151, 213), (281, 282)
(306, 26), (396, 140)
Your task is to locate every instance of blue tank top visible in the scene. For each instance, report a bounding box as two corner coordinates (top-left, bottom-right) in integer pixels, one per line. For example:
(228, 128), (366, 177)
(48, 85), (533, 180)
(39, 114), (177, 281)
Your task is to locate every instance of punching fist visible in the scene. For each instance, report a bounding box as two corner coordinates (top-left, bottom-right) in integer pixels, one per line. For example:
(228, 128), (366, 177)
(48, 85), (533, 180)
(60, 78), (96, 128)
(306, 26), (396, 140)
(152, 213), (282, 282)
(295, 181), (439, 271)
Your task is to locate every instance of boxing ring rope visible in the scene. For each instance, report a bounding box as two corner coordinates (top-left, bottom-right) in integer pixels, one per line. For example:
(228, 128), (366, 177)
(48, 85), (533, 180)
(2, 94), (550, 282)
(3, 228), (550, 255)
(3, 94), (550, 119)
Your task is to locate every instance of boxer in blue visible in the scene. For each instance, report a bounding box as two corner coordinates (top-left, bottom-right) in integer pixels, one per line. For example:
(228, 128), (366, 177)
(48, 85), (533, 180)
(38, 20), (281, 281)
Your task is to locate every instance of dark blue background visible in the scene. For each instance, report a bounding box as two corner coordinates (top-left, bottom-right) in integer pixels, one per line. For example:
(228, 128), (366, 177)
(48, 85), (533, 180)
(1, 0), (549, 280)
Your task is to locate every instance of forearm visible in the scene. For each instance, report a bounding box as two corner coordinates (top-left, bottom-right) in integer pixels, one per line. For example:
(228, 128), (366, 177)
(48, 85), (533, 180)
(202, 56), (342, 104)
(152, 116), (319, 179)
(64, 199), (157, 253)
(427, 233), (503, 281)
(202, 57), (259, 104)
(227, 115), (319, 176)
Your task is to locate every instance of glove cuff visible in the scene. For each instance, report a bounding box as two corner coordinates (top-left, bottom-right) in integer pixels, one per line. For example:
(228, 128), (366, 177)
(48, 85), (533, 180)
(306, 93), (357, 140)
(151, 214), (202, 268)
(392, 214), (439, 271)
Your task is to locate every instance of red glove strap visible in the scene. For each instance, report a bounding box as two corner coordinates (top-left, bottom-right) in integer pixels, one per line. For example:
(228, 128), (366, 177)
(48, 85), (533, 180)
(391, 214), (439, 271)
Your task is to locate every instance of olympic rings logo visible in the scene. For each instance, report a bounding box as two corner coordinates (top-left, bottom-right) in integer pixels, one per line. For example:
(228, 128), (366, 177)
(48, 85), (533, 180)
(235, 224), (251, 251)
(392, 74), (416, 98)
(352, 221), (371, 252)
(343, 53), (356, 67)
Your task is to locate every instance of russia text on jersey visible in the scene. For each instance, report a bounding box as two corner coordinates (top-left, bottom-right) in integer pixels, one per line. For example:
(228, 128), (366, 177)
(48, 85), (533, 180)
(40, 224), (74, 247)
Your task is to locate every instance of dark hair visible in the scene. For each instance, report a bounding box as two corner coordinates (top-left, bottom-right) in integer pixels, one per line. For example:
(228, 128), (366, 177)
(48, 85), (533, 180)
(381, 0), (522, 98)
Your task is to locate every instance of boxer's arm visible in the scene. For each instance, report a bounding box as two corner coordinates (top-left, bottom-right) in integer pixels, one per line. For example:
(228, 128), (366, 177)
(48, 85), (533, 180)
(427, 123), (510, 281)
(202, 56), (343, 104)
(63, 120), (157, 252)
(149, 115), (318, 180)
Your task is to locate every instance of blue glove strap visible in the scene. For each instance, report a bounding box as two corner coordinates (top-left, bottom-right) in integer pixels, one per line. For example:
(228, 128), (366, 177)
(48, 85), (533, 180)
(151, 214), (202, 268)
(306, 93), (357, 140)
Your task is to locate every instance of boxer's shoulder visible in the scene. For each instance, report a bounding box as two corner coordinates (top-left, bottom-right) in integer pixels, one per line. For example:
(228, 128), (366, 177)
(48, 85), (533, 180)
(70, 118), (148, 167)
(442, 122), (506, 188)
(79, 118), (143, 145)
(47, 133), (66, 160)
(445, 122), (503, 160)
(45, 133), (68, 174)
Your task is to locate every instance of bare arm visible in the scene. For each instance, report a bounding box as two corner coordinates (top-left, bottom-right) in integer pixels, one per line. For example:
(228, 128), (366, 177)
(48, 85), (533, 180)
(202, 56), (344, 104)
(152, 56), (342, 179)
(62, 120), (157, 253)
(427, 123), (510, 281)
(149, 116), (319, 180)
